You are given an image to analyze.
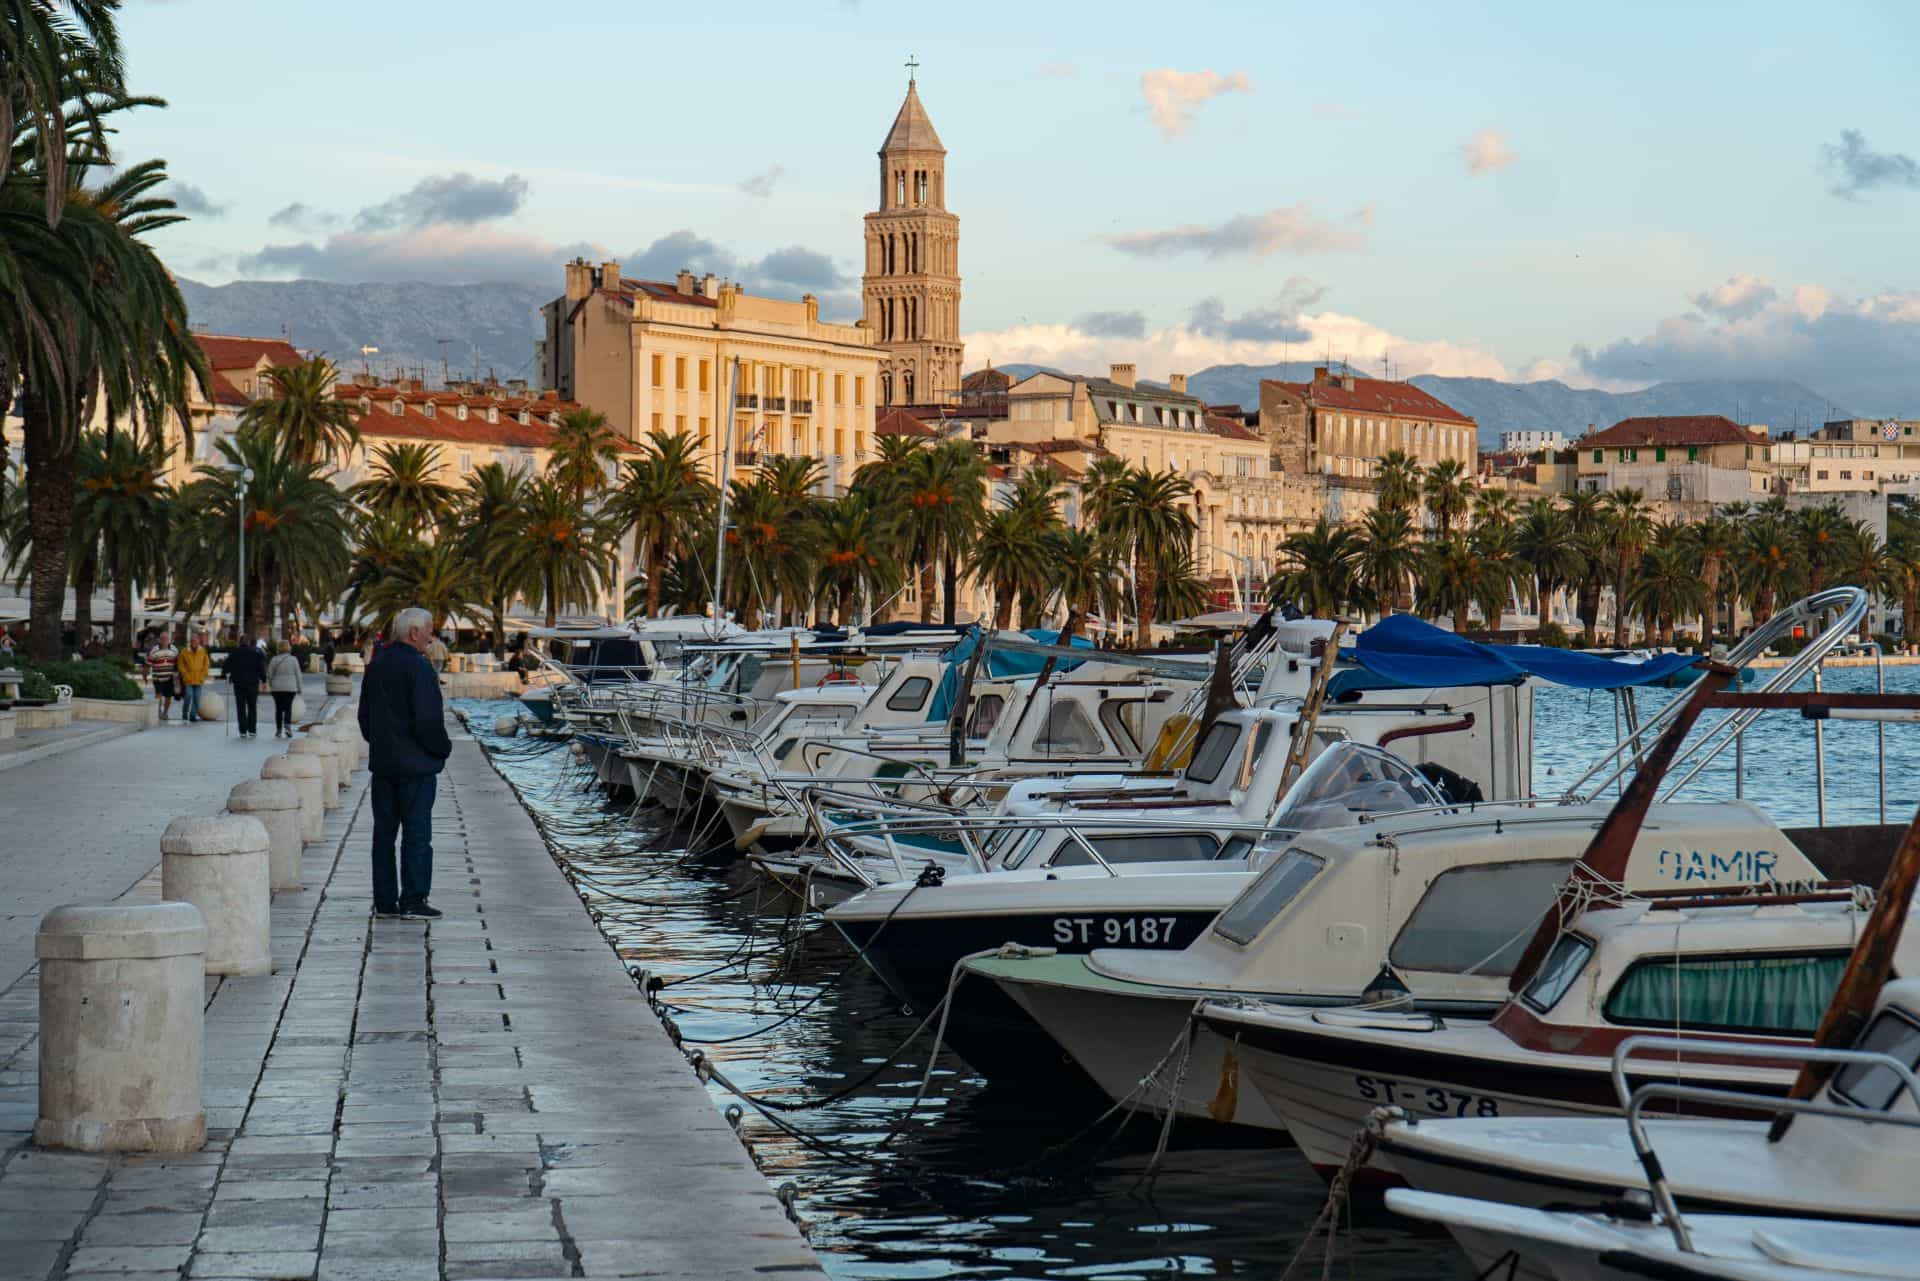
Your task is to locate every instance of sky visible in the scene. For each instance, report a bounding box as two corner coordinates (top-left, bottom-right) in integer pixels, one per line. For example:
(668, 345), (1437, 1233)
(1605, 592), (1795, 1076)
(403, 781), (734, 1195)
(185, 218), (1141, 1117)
(117, 0), (1920, 411)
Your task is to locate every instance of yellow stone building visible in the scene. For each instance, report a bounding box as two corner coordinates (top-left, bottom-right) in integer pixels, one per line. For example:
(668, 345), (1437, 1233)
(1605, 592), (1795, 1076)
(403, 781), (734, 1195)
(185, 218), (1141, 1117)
(541, 263), (880, 492)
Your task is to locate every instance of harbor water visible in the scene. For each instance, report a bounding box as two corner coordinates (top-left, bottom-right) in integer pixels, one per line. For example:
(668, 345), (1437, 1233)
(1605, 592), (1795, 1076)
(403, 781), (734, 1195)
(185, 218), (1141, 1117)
(458, 664), (1920, 1280)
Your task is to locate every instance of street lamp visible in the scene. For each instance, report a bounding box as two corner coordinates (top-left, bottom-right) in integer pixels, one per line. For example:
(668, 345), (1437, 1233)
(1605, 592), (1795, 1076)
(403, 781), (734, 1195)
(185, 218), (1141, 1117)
(222, 463), (254, 639)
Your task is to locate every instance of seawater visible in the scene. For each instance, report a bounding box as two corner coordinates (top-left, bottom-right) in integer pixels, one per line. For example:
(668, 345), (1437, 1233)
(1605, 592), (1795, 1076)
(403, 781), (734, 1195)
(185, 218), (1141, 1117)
(456, 664), (1920, 1280)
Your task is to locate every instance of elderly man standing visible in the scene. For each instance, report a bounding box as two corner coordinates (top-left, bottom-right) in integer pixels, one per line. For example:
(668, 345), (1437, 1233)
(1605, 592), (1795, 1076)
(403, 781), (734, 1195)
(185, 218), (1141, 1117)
(358, 607), (452, 920)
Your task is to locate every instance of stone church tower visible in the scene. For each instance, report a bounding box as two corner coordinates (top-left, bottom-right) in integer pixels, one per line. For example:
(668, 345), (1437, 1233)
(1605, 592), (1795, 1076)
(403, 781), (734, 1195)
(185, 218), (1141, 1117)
(863, 72), (962, 406)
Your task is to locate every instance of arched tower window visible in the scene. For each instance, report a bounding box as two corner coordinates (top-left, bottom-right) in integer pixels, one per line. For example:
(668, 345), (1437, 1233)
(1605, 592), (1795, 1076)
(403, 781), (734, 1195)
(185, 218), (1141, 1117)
(904, 370), (915, 403)
(880, 373), (892, 405)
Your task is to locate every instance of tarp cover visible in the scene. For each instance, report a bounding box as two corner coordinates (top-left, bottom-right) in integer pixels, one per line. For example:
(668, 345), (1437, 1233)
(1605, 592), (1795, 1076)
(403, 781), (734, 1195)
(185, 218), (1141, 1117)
(1330, 614), (1702, 697)
(928, 628), (1094, 721)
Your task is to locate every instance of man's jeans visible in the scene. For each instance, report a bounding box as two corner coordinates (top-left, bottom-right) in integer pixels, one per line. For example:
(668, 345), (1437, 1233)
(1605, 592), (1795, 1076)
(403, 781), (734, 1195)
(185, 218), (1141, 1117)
(181, 684), (202, 721)
(370, 773), (437, 911)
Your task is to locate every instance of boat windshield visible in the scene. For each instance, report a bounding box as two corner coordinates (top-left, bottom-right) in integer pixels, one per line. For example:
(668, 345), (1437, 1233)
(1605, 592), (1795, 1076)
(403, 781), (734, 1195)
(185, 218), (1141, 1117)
(1268, 743), (1445, 833)
(1833, 1008), (1920, 1112)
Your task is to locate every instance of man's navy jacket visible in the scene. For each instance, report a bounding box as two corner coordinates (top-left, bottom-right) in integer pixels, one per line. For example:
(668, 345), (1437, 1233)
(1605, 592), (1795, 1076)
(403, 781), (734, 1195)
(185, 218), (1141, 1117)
(357, 642), (453, 776)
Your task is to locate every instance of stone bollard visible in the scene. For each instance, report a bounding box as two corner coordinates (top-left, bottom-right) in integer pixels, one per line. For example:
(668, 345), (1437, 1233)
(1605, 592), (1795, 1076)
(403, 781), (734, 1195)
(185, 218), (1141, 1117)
(161, 816), (272, 977)
(286, 738), (340, 806)
(315, 727), (354, 788)
(35, 902), (208, 1153)
(326, 673), (353, 696)
(228, 779), (303, 892)
(261, 753), (324, 843)
(196, 689), (226, 721)
(325, 720), (367, 773)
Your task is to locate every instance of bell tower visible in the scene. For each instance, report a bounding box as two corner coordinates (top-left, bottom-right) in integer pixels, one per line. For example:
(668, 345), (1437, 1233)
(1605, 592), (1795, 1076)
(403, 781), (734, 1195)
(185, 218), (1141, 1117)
(862, 63), (962, 406)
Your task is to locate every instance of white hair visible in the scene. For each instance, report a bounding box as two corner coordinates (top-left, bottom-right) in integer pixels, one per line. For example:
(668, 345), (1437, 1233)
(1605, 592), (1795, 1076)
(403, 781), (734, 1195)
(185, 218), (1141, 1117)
(392, 607), (433, 639)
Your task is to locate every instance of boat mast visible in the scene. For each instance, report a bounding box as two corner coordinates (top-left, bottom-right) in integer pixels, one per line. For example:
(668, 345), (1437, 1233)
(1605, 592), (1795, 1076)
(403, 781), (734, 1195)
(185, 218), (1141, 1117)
(712, 357), (739, 625)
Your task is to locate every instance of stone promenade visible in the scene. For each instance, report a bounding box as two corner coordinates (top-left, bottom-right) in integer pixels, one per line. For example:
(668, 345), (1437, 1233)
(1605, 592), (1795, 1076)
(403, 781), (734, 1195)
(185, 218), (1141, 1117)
(0, 726), (826, 1280)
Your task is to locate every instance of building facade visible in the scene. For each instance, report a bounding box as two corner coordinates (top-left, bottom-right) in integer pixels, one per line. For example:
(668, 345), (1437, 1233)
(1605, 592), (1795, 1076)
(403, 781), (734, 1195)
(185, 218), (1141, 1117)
(1499, 429), (1568, 454)
(862, 76), (963, 406)
(541, 261), (881, 491)
(1771, 418), (1920, 497)
(1573, 415), (1772, 518)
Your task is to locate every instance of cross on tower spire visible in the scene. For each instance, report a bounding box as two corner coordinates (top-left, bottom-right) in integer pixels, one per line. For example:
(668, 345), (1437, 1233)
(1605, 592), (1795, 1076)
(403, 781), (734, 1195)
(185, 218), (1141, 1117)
(905, 54), (919, 84)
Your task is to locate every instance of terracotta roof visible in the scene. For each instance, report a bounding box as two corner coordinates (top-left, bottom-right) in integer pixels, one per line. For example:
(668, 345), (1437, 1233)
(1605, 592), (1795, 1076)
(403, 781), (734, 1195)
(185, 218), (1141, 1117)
(875, 409), (935, 438)
(1265, 374), (1474, 426)
(1581, 415), (1764, 449)
(1020, 438), (1099, 455)
(1206, 414), (1261, 442)
(350, 403), (556, 450)
(208, 372), (251, 408)
(196, 334), (304, 371)
(1032, 456), (1082, 481)
(880, 80), (945, 155)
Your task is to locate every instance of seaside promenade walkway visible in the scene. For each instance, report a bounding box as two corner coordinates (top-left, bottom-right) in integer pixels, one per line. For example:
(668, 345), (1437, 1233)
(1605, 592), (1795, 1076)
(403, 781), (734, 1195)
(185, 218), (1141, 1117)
(0, 713), (825, 1280)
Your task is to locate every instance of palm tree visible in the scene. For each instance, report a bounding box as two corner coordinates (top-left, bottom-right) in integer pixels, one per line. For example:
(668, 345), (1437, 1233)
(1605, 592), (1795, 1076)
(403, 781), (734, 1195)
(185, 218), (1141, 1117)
(1006, 467), (1065, 626)
(1834, 521), (1891, 640)
(1271, 519), (1359, 619)
(489, 474), (614, 628)
(1423, 458), (1474, 539)
(170, 432), (354, 637)
(546, 407), (621, 502)
(1101, 466), (1197, 644)
(1561, 490), (1606, 644)
(1151, 544), (1210, 623)
(969, 506), (1049, 628)
(1078, 455), (1133, 529)
(1688, 514), (1740, 640)
(851, 433), (923, 490)
(1375, 449), (1422, 516)
(611, 433), (713, 619)
(759, 453), (823, 504)
(722, 474), (817, 627)
(1470, 521), (1521, 632)
(1887, 537), (1920, 651)
(238, 357), (358, 465)
(341, 509), (421, 628)
(1738, 516), (1803, 628)
(1627, 543), (1708, 645)
(354, 441), (457, 536)
(454, 463), (531, 654)
(2, 1), (126, 220)
(1797, 503), (1848, 596)
(814, 493), (896, 626)
(1049, 527), (1121, 643)
(1601, 487), (1653, 645)
(1354, 507), (1420, 618)
(361, 540), (485, 636)
(1512, 498), (1584, 635)
(1419, 535), (1504, 634)
(1470, 486), (1518, 536)
(73, 428), (171, 650)
(896, 439), (985, 624)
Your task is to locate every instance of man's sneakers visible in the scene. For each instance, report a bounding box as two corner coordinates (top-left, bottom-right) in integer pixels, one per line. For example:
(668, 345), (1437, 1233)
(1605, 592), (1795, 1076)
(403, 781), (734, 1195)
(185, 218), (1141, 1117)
(398, 901), (443, 920)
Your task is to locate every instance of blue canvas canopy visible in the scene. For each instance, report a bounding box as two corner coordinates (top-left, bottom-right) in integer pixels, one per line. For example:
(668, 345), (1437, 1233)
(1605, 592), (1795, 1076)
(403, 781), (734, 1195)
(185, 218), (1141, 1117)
(1327, 614), (1702, 698)
(928, 628), (1094, 721)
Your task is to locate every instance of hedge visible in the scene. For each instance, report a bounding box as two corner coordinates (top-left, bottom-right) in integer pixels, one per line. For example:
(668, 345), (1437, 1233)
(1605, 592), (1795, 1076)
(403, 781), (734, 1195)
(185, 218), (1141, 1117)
(19, 658), (144, 701)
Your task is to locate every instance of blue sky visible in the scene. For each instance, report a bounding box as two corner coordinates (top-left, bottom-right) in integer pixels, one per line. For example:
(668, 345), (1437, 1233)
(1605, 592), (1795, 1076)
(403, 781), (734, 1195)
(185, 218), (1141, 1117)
(119, 0), (1920, 410)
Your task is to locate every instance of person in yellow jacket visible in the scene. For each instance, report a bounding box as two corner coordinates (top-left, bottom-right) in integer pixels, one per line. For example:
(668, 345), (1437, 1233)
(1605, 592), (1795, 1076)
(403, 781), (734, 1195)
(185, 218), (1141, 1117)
(177, 632), (211, 723)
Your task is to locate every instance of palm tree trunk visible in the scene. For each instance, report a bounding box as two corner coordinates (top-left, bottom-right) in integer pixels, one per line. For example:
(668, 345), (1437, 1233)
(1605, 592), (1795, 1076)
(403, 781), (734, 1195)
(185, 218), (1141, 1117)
(645, 540), (664, 618)
(544, 567), (558, 629)
(942, 553), (959, 626)
(1058, 603), (1086, 645)
(917, 561), (936, 625)
(1612, 565), (1630, 646)
(491, 598), (508, 659)
(1455, 604), (1471, 634)
(22, 385), (76, 663)
(1135, 553), (1158, 647)
(838, 585), (855, 628)
(993, 589), (1014, 630)
(112, 569), (134, 654)
(73, 549), (97, 645)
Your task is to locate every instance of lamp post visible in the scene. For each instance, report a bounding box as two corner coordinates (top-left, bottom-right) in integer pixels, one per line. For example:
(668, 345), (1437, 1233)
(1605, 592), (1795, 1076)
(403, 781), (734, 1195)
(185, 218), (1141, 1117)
(223, 464), (254, 640)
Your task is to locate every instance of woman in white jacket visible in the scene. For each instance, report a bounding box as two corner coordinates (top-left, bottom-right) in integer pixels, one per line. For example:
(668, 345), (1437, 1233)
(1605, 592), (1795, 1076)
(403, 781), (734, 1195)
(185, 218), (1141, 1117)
(266, 641), (303, 737)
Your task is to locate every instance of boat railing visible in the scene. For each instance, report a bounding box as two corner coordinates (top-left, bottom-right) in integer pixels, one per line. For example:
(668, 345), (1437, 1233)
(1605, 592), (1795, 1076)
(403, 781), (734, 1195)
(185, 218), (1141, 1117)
(1610, 1033), (1920, 1253)
(1561, 587), (1868, 807)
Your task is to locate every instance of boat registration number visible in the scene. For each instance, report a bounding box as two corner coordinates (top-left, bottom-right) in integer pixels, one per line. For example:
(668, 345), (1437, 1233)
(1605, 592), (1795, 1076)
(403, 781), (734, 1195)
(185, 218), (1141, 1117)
(1354, 1075), (1500, 1117)
(1051, 916), (1180, 946)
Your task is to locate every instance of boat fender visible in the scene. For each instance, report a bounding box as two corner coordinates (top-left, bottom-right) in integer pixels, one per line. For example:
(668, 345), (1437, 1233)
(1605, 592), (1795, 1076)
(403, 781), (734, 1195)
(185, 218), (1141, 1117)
(569, 741), (585, 757)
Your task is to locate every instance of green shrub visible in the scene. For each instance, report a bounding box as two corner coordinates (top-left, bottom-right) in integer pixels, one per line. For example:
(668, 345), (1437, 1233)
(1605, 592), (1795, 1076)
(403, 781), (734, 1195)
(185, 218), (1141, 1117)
(1, 664), (56, 701)
(1533, 622), (1573, 648)
(30, 658), (144, 701)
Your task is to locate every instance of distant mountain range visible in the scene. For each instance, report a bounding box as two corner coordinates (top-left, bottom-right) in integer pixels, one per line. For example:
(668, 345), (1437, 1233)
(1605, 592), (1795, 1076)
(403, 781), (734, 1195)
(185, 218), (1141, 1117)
(177, 278), (550, 384)
(180, 280), (1853, 442)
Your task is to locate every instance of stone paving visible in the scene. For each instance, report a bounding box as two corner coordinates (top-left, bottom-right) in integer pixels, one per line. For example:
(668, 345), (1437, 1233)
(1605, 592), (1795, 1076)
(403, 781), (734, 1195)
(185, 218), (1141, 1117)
(0, 723), (826, 1280)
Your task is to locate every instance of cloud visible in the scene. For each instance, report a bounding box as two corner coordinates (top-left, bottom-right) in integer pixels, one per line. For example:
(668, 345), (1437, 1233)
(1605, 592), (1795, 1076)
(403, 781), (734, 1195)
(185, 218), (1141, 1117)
(1190, 276), (1326, 343)
(159, 181), (226, 217)
(1106, 204), (1369, 259)
(352, 172), (529, 232)
(965, 301), (1511, 394)
(1573, 274), (1920, 413)
(738, 163), (784, 198)
(1037, 61), (1075, 78)
(239, 225), (597, 286)
(1075, 310), (1147, 339)
(1461, 128), (1516, 175)
(1139, 69), (1251, 139)
(267, 202), (336, 232)
(1822, 129), (1920, 201)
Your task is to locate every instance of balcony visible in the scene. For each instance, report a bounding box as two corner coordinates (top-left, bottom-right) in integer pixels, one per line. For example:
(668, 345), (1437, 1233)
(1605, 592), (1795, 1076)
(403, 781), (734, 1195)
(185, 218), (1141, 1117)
(767, 397), (787, 413)
(736, 450), (760, 467)
(735, 393), (759, 409)
(791, 399), (813, 415)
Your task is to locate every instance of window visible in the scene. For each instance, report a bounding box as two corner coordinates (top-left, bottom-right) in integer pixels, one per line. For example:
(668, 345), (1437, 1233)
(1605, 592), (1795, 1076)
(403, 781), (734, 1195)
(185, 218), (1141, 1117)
(674, 356), (686, 388)
(1033, 700), (1104, 755)
(457, 450), (473, 474)
(651, 413), (662, 433)
(884, 676), (932, 712)
(1818, 469), (1830, 480)
(1389, 860), (1576, 975)
(651, 354), (663, 387)
(1050, 832), (1221, 868)
(1655, 447), (1666, 462)
(1098, 699), (1144, 755)
(1687, 446), (1699, 461)
(855, 377), (865, 407)
(699, 359), (711, 393)
(675, 414), (686, 434)
(965, 693), (1005, 738)
(1521, 934), (1594, 1013)
(835, 373), (845, 404)
(1604, 951), (1849, 1036)
(1183, 721), (1241, 785)
(1842, 470), (1854, 480)
(895, 171), (905, 205)
(698, 416), (710, 445)
(1593, 449), (1603, 463)
(1832, 1009), (1920, 1111)
(1213, 849), (1325, 946)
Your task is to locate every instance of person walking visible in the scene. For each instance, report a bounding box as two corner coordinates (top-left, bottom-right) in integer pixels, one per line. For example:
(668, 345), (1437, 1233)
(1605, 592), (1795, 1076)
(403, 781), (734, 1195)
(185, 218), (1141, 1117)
(226, 633), (267, 738)
(426, 631), (449, 673)
(267, 641), (302, 737)
(358, 607), (452, 920)
(147, 631), (179, 720)
(177, 631), (211, 723)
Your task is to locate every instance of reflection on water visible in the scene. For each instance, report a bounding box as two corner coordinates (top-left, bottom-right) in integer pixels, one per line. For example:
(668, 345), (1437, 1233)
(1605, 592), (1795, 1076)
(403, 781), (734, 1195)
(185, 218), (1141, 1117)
(459, 666), (1920, 1278)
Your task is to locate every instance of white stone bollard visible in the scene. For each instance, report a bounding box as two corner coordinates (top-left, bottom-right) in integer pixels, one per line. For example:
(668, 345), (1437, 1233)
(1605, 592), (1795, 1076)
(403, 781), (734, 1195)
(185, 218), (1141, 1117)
(227, 779), (303, 892)
(261, 753), (324, 843)
(286, 738), (340, 807)
(314, 729), (353, 789)
(326, 673), (353, 696)
(196, 689), (225, 721)
(328, 720), (368, 773)
(160, 816), (272, 976)
(35, 902), (208, 1153)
